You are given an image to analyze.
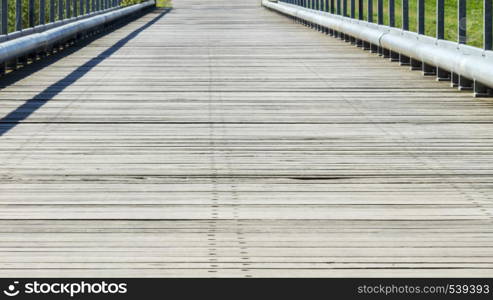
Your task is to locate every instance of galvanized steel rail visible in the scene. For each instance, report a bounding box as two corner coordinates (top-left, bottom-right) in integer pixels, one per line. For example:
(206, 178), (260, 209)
(2, 0), (127, 35)
(263, 0), (493, 97)
(0, 0), (154, 75)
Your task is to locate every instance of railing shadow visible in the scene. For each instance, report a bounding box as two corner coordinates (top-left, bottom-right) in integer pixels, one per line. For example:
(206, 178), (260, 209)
(0, 7), (171, 137)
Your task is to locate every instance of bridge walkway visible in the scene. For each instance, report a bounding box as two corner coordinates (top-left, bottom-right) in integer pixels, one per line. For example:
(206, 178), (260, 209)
(0, 0), (492, 277)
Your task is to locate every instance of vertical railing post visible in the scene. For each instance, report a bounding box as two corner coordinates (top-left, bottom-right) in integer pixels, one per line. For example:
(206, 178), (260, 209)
(358, 0), (363, 20)
(417, 0), (425, 34)
(29, 0), (35, 27)
(0, 0), (4, 73)
(67, 0), (71, 18)
(377, 0), (383, 24)
(402, 0), (409, 30)
(388, 0), (394, 27)
(420, 0), (434, 74)
(330, 0), (334, 13)
(50, 0), (55, 22)
(80, 0), (83, 15)
(337, 0), (341, 14)
(59, 0), (64, 20)
(350, 0), (355, 18)
(475, 0), (493, 96)
(342, 0), (347, 16)
(437, 0), (444, 39)
(458, 0), (466, 43)
(484, 0), (492, 50)
(388, 0), (398, 60)
(16, 0), (22, 31)
(367, 0), (373, 22)
(1, 0), (7, 35)
(399, 0), (410, 65)
(74, 0), (78, 17)
(40, 0), (46, 24)
(436, 0), (449, 80)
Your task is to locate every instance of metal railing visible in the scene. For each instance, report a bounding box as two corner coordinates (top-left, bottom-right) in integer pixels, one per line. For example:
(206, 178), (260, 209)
(277, 0), (492, 50)
(0, 0), (153, 74)
(264, 0), (493, 96)
(0, 0), (152, 35)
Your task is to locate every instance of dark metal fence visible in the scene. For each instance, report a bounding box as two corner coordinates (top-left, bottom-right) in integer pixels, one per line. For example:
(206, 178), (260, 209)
(279, 0), (492, 51)
(0, 0), (143, 35)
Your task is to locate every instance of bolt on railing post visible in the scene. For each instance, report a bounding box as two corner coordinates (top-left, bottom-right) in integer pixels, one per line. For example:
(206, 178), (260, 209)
(485, 0), (492, 50)
(377, 0), (382, 24)
(417, 0), (424, 34)
(1, 0), (7, 35)
(388, 0), (394, 27)
(458, 0), (466, 43)
(40, 0), (46, 24)
(367, 0), (373, 22)
(437, 0), (444, 39)
(15, 0), (22, 31)
(350, 0), (355, 18)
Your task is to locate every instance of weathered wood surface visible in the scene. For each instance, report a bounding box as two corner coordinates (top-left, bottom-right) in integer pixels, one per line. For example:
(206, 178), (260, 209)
(0, 0), (493, 277)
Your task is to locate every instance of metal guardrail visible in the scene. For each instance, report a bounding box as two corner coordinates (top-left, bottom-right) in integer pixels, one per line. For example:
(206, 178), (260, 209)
(0, 0), (136, 35)
(263, 0), (493, 97)
(0, 0), (153, 74)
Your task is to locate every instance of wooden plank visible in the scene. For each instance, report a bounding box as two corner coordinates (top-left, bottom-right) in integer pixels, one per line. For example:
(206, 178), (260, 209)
(0, 0), (492, 277)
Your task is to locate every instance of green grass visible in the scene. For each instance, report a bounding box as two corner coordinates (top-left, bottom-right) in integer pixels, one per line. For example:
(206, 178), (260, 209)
(315, 0), (486, 48)
(155, 0), (172, 7)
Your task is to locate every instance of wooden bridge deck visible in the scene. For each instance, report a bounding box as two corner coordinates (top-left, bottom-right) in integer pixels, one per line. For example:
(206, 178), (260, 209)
(0, 0), (493, 277)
